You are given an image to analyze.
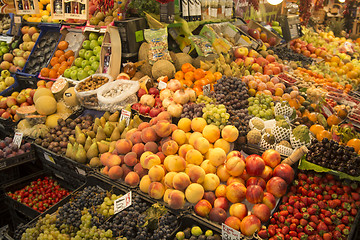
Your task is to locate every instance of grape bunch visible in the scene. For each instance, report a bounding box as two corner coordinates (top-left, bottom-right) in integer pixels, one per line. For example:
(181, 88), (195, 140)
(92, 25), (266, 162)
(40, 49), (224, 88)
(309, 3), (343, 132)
(196, 95), (215, 104)
(151, 212), (178, 240)
(248, 94), (275, 120)
(202, 104), (229, 129)
(181, 102), (205, 119)
(97, 194), (120, 217)
(228, 109), (251, 137)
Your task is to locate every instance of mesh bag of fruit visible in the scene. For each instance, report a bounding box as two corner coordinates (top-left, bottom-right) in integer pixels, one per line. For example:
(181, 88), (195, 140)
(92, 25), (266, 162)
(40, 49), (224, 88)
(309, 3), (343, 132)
(260, 133), (276, 150)
(274, 102), (293, 117)
(249, 117), (265, 132)
(290, 132), (311, 149)
(275, 144), (294, 156)
(271, 119), (292, 141)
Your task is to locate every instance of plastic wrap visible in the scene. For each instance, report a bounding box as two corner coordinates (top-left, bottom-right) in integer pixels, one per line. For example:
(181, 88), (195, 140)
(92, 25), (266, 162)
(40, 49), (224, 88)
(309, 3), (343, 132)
(274, 102), (293, 117)
(188, 35), (215, 57)
(144, 28), (172, 64)
(271, 125), (291, 141)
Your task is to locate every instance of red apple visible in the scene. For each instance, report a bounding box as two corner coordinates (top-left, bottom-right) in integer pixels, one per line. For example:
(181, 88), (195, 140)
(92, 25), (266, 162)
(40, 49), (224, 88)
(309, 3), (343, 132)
(252, 204), (271, 222)
(260, 166), (273, 181)
(149, 108), (161, 117)
(16, 94), (26, 104)
(262, 192), (277, 210)
(225, 216), (241, 230)
(0, 109), (5, 116)
(262, 149), (281, 168)
(132, 103), (141, 111)
(29, 89), (35, 98)
(266, 55), (276, 63)
(246, 185), (264, 204)
(255, 57), (269, 67)
(26, 97), (33, 105)
(266, 176), (287, 198)
(273, 163), (295, 183)
(203, 191), (216, 206)
(1, 112), (11, 119)
(244, 57), (255, 67)
(268, 37), (277, 46)
(6, 97), (17, 108)
(194, 199), (212, 217)
(234, 58), (244, 66)
(139, 105), (150, 115)
(214, 197), (229, 211)
(245, 155), (265, 176)
(260, 33), (267, 42)
(248, 29), (260, 40)
(137, 88), (147, 98)
(10, 105), (18, 115)
(209, 207), (227, 224)
(240, 215), (261, 236)
(229, 203), (248, 220)
(20, 102), (30, 107)
(148, 87), (159, 96)
(246, 177), (266, 190)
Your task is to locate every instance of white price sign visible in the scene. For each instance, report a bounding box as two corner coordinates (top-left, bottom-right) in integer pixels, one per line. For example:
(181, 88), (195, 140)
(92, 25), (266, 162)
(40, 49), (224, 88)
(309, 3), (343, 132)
(120, 109), (131, 126)
(114, 191), (132, 214)
(76, 167), (86, 176)
(203, 84), (211, 96)
(158, 81), (167, 90)
(12, 132), (23, 149)
(222, 224), (241, 240)
(44, 153), (55, 164)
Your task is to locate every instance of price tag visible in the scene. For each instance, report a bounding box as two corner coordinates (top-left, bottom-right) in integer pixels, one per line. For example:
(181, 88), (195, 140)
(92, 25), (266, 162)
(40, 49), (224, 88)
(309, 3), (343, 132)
(76, 167), (86, 176)
(0, 36), (13, 44)
(203, 84), (211, 96)
(85, 26), (96, 32)
(14, 16), (22, 24)
(12, 132), (23, 149)
(222, 224), (241, 240)
(100, 28), (107, 33)
(114, 191), (132, 214)
(158, 81), (167, 90)
(44, 153), (55, 164)
(120, 109), (131, 126)
(135, 30), (144, 42)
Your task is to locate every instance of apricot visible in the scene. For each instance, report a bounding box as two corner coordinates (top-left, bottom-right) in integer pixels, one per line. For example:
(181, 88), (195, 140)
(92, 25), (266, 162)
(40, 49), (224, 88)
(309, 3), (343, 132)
(202, 173), (220, 191)
(157, 111), (172, 122)
(115, 139), (133, 154)
(137, 122), (150, 130)
(102, 166), (109, 175)
(163, 189), (174, 203)
(187, 165), (206, 184)
(172, 129), (187, 146)
(226, 182), (246, 203)
(167, 155), (186, 172)
(208, 148), (226, 167)
(156, 152), (166, 163)
(191, 117), (207, 132)
(139, 175), (151, 193)
(200, 160), (217, 174)
(189, 132), (203, 146)
(148, 165), (166, 182)
(164, 172), (177, 188)
(100, 152), (112, 166)
(193, 137), (210, 154)
(132, 143), (145, 158)
(185, 149), (204, 165)
(202, 125), (220, 143)
(144, 141), (158, 153)
(177, 117), (191, 132)
(124, 171), (140, 186)
(185, 183), (205, 204)
(141, 127), (158, 143)
(221, 125), (239, 142)
(168, 190), (185, 209)
(148, 182), (165, 199)
(134, 163), (147, 178)
(216, 164), (231, 182)
(178, 144), (194, 159)
(215, 184), (227, 198)
(108, 166), (123, 180)
(162, 140), (179, 156)
(227, 150), (242, 160)
(107, 154), (122, 168)
(140, 154), (161, 169)
(130, 130), (142, 144)
(173, 172), (191, 191)
(226, 156), (245, 176)
(214, 139), (231, 154)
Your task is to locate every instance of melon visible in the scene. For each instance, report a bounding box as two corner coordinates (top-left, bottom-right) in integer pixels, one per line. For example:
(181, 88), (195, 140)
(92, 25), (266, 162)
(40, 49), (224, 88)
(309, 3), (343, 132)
(35, 96), (57, 116)
(25, 115), (46, 125)
(57, 101), (72, 118)
(45, 114), (62, 128)
(63, 87), (79, 107)
(16, 105), (37, 118)
(33, 88), (54, 104)
(51, 78), (69, 100)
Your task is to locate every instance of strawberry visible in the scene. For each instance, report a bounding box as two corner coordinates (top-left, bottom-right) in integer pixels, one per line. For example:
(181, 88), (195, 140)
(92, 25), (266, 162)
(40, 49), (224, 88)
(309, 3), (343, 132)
(309, 215), (319, 224)
(290, 223), (297, 231)
(258, 229), (269, 239)
(280, 210), (289, 217)
(298, 232), (308, 240)
(296, 225), (303, 233)
(350, 208), (357, 216)
(313, 174), (322, 184)
(341, 202), (351, 211)
(332, 230), (342, 239)
(308, 207), (317, 215)
(316, 222), (328, 232)
(292, 218), (300, 225)
(300, 219), (308, 226)
(333, 199), (341, 207)
(323, 217), (332, 225)
(351, 192), (360, 201)
(341, 215), (349, 224)
(289, 230), (297, 237)
(294, 201), (301, 209)
(317, 201), (326, 209)
(342, 228), (350, 235)
(281, 226), (289, 235)
(287, 205), (294, 214)
(304, 225), (315, 235)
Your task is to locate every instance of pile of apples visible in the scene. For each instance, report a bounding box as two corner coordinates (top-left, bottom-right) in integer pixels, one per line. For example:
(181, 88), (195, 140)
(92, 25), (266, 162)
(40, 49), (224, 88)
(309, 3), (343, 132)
(0, 70), (15, 92)
(132, 87), (165, 117)
(289, 39), (327, 58)
(242, 73), (287, 98)
(194, 149), (295, 237)
(239, 25), (277, 47)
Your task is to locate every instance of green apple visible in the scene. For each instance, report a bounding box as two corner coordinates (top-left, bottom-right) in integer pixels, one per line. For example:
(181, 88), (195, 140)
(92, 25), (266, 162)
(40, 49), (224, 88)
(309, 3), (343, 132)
(70, 70), (78, 80)
(97, 36), (104, 45)
(90, 40), (99, 50)
(91, 61), (99, 71)
(74, 57), (84, 68)
(87, 70), (95, 76)
(82, 40), (91, 50)
(96, 52), (100, 61)
(0, 42), (7, 46)
(89, 56), (97, 63)
(70, 66), (78, 71)
(81, 59), (90, 68)
(1, 70), (10, 78)
(1, 46), (9, 54)
(84, 50), (94, 60)
(64, 68), (72, 78)
(83, 65), (92, 72)
(78, 49), (86, 58)
(93, 46), (101, 55)
(89, 32), (99, 41)
(77, 69), (89, 80)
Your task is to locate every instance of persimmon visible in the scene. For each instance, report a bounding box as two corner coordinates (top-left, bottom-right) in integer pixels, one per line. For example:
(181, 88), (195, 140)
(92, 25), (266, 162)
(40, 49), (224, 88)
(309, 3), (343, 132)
(64, 50), (74, 59)
(58, 41), (69, 50)
(316, 130), (332, 141)
(175, 71), (184, 80)
(58, 65), (68, 75)
(54, 50), (64, 58)
(40, 68), (50, 77)
(346, 138), (360, 153)
(52, 63), (61, 72)
(326, 114), (341, 127)
(193, 85), (202, 95)
(310, 124), (325, 136)
(49, 69), (58, 79)
(194, 69), (205, 80)
(184, 71), (194, 82)
(181, 63), (195, 73)
(67, 56), (74, 65)
(50, 57), (59, 67)
(58, 55), (66, 63)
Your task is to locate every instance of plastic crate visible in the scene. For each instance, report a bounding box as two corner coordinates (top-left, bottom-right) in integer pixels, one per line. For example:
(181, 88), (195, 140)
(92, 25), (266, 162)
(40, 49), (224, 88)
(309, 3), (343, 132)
(60, 155), (93, 178)
(0, 145), (36, 171)
(0, 165), (20, 186)
(0, 77), (20, 97)
(34, 143), (75, 171)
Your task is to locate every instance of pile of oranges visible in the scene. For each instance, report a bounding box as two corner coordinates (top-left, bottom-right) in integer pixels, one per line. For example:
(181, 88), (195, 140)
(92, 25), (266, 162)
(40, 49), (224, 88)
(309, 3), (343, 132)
(40, 41), (74, 79)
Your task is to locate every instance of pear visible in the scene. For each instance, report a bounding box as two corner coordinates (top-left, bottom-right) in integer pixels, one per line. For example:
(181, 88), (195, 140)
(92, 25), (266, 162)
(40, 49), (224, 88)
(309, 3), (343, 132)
(128, 119), (134, 130)
(65, 143), (73, 158)
(103, 111), (111, 121)
(93, 118), (101, 132)
(97, 141), (109, 154)
(75, 125), (82, 139)
(69, 136), (76, 144)
(118, 119), (126, 134)
(72, 142), (79, 160)
(87, 142), (99, 160)
(84, 136), (93, 152)
(77, 133), (86, 146)
(132, 115), (142, 128)
(89, 157), (101, 167)
(108, 111), (120, 122)
(96, 126), (107, 141)
(100, 116), (106, 127)
(75, 144), (87, 164)
(104, 121), (114, 137)
(87, 130), (96, 139)
(110, 126), (121, 141)
(109, 141), (116, 152)
(120, 127), (129, 139)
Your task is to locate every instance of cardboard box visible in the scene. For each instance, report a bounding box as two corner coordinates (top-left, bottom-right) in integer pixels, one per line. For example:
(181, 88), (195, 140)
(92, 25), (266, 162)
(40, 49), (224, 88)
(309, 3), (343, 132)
(99, 26), (121, 80)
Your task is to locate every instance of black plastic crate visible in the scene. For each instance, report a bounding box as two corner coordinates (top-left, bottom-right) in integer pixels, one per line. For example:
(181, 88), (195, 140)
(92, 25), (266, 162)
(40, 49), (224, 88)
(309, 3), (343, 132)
(0, 145), (36, 171)
(34, 144), (76, 172)
(61, 155), (93, 178)
(0, 167), (20, 186)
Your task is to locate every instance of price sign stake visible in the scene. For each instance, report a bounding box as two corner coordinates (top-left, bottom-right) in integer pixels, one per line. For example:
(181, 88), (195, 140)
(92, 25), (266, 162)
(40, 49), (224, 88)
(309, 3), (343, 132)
(222, 224), (241, 240)
(114, 191), (132, 214)
(120, 109), (131, 126)
(13, 132), (23, 149)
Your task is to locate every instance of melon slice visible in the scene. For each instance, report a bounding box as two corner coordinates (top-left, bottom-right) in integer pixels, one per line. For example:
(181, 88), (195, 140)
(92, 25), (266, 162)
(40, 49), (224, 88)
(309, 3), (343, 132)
(16, 105), (37, 118)
(51, 78), (69, 100)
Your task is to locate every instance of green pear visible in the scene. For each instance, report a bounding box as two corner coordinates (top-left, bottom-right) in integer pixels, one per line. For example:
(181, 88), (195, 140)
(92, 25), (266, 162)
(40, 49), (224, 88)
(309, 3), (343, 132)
(132, 115), (142, 128)
(72, 142), (79, 160)
(118, 119), (126, 134)
(77, 133), (86, 146)
(110, 127), (121, 141)
(120, 127), (129, 139)
(75, 125), (82, 139)
(103, 111), (111, 121)
(66, 143), (73, 158)
(87, 130), (95, 139)
(100, 117), (106, 127)
(84, 136), (93, 152)
(97, 141), (109, 154)
(108, 111), (120, 122)
(87, 142), (99, 160)
(89, 157), (101, 167)
(109, 141), (116, 152)
(96, 126), (107, 142)
(69, 136), (76, 144)
(104, 121), (115, 137)
(75, 144), (87, 164)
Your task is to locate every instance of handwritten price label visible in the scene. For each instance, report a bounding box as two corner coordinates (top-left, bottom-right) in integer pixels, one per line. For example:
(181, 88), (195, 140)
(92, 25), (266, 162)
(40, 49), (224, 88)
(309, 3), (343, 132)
(12, 132), (23, 149)
(114, 191), (132, 214)
(222, 224), (241, 240)
(120, 109), (131, 126)
(203, 84), (211, 96)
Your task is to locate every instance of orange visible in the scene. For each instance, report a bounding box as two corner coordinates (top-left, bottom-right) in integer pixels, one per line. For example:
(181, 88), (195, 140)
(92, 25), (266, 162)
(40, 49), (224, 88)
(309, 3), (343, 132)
(194, 69), (205, 80)
(310, 124), (325, 136)
(181, 63), (195, 73)
(326, 114), (341, 127)
(67, 56), (74, 65)
(49, 69), (58, 79)
(64, 50), (74, 59)
(205, 73), (215, 83)
(52, 63), (60, 72)
(50, 57), (59, 67)
(175, 71), (184, 80)
(316, 130), (332, 141)
(58, 55), (66, 63)
(60, 61), (68, 67)
(184, 71), (194, 82)
(40, 68), (50, 77)
(214, 72), (222, 80)
(346, 139), (360, 153)
(54, 50), (64, 58)
(336, 108), (348, 119)
(58, 41), (69, 50)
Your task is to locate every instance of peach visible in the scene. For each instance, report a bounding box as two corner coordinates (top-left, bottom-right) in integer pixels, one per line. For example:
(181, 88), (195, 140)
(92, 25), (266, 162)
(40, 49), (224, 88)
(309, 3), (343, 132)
(229, 203), (248, 220)
(202, 125), (220, 143)
(167, 155), (186, 172)
(125, 129), (137, 141)
(139, 175), (151, 193)
(193, 137), (210, 154)
(262, 192), (277, 210)
(140, 151), (153, 163)
(121, 164), (132, 179)
(168, 190), (185, 209)
(132, 143), (145, 158)
(209, 207), (227, 224)
(203, 191), (216, 206)
(227, 150), (243, 160)
(178, 144), (194, 159)
(107, 154), (122, 167)
(214, 139), (230, 154)
(225, 216), (241, 231)
(221, 125), (239, 142)
(214, 196), (229, 211)
(246, 177), (266, 190)
(226, 156), (245, 176)
(202, 173), (220, 191)
(124, 171), (140, 186)
(194, 199), (212, 217)
(177, 117), (191, 132)
(130, 130), (142, 144)
(252, 204), (270, 223)
(262, 149), (281, 168)
(148, 182), (165, 199)
(164, 172), (177, 188)
(141, 127), (158, 143)
(185, 149), (203, 165)
(172, 129), (187, 146)
(200, 160), (216, 174)
(191, 117), (207, 132)
(187, 165), (205, 184)
(137, 122), (150, 130)
(148, 165), (165, 182)
(134, 163), (147, 178)
(185, 132), (191, 142)
(157, 111), (172, 122)
(100, 152), (112, 166)
(115, 139), (133, 154)
(163, 189), (174, 203)
(217, 164), (231, 182)
(185, 183), (204, 204)
(140, 154), (161, 169)
(260, 165), (273, 181)
(144, 141), (158, 153)
(239, 215), (261, 236)
(173, 172), (191, 191)
(189, 132), (203, 146)
(124, 152), (138, 167)
(102, 166), (109, 175)
(245, 154), (265, 176)
(156, 152), (165, 163)
(226, 176), (245, 186)
(240, 169), (251, 181)
(266, 176), (287, 198)
(108, 166), (123, 180)
(155, 120), (172, 138)
(208, 148), (226, 167)
(162, 140), (179, 156)
(170, 124), (178, 132)
(246, 185), (264, 204)
(226, 182), (246, 203)
(215, 184), (227, 198)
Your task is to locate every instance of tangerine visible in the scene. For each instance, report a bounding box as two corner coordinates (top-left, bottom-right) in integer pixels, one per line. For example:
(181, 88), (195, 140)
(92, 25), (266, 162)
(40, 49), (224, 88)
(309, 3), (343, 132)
(40, 68), (50, 77)
(214, 72), (222, 80)
(64, 50), (74, 59)
(58, 41), (69, 50)
(316, 130), (332, 141)
(326, 114), (341, 127)
(194, 69), (205, 80)
(310, 124), (325, 136)
(181, 63), (195, 73)
(175, 71), (184, 80)
(54, 50), (64, 58)
(49, 69), (58, 79)
(50, 57), (59, 66)
(346, 138), (360, 153)
(184, 71), (194, 82)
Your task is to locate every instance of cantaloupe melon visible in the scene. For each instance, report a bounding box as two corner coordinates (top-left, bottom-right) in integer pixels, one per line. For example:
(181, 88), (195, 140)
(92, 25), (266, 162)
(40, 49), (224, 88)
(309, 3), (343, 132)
(45, 114), (62, 128)
(33, 88), (54, 104)
(17, 119), (31, 131)
(16, 105), (37, 118)
(51, 78), (69, 100)
(35, 96), (57, 116)
(63, 87), (79, 107)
